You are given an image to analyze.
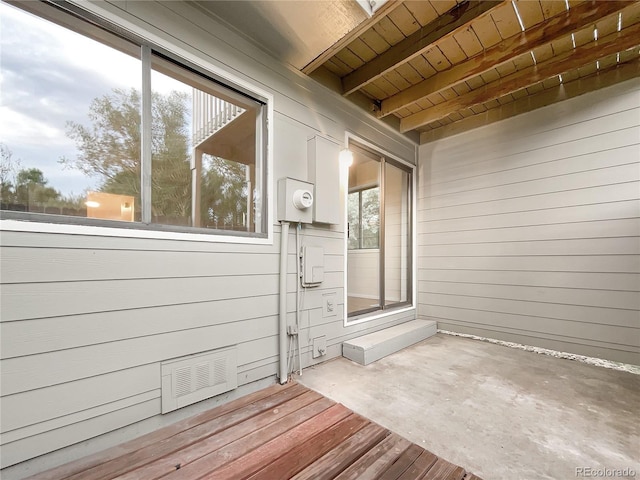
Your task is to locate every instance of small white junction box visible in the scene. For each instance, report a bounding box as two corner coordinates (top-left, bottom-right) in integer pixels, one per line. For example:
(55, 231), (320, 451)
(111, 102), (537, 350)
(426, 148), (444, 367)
(302, 245), (324, 287)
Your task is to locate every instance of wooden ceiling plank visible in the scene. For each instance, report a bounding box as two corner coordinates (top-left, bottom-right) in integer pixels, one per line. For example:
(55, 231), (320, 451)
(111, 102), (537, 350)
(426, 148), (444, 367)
(578, 62), (599, 78)
(349, 38), (379, 63)
(489, 2), (522, 39)
(623, 1), (640, 25)
(430, 0), (458, 16)
(416, 98), (435, 109)
(440, 87), (458, 101)
(341, 0), (504, 95)
(526, 82), (546, 95)
(420, 59), (640, 143)
(373, 16), (406, 46)
(373, 75), (401, 96)
(408, 54), (437, 79)
(400, 21), (640, 132)
(495, 60), (517, 77)
(511, 88), (528, 100)
(453, 27), (484, 57)
(326, 57), (351, 77)
(560, 69), (580, 83)
(513, 0), (545, 29)
(334, 47), (365, 71)
(532, 43), (555, 64)
(360, 28), (391, 55)
(301, 0), (402, 74)
(423, 47), (453, 72)
(384, 70), (412, 91)
(470, 13), (503, 49)
(550, 36), (574, 56)
(361, 83), (388, 101)
(404, 1), (439, 27)
(484, 98), (501, 109)
(452, 82), (471, 96)
(542, 75), (562, 89)
(480, 68), (501, 84)
(395, 62), (424, 85)
(387, 4), (421, 37)
(596, 13), (623, 39)
(466, 75), (486, 90)
(380, 0), (631, 117)
(539, 0), (569, 20)
(437, 35), (468, 64)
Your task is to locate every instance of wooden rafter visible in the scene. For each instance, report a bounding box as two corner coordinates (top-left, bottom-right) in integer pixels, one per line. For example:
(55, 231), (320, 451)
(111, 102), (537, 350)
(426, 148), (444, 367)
(301, 1), (403, 75)
(400, 21), (640, 132)
(419, 59), (640, 143)
(380, 0), (631, 118)
(341, 0), (504, 95)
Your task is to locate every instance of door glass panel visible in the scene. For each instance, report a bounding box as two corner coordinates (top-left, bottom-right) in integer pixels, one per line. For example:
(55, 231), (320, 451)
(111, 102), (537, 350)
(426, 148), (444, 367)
(384, 161), (411, 307)
(347, 148), (380, 315)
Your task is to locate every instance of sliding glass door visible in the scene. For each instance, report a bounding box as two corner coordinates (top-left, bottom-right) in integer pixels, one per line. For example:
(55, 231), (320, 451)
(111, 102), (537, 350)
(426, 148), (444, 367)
(347, 143), (412, 318)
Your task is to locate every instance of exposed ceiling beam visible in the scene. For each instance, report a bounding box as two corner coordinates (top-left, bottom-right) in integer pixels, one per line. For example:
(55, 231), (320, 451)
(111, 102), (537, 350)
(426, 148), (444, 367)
(342, 0), (504, 96)
(381, 0), (631, 118)
(419, 59), (640, 144)
(301, 0), (403, 75)
(400, 22), (640, 132)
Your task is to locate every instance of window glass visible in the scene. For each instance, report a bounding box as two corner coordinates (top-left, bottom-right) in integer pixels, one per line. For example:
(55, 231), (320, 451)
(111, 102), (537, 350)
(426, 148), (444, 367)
(348, 187), (379, 249)
(0, 2), (141, 220)
(1, 2), (267, 237)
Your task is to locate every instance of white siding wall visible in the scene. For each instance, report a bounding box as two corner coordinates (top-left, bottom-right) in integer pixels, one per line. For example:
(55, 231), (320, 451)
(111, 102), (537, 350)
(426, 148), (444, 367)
(0, 1), (417, 476)
(418, 79), (640, 366)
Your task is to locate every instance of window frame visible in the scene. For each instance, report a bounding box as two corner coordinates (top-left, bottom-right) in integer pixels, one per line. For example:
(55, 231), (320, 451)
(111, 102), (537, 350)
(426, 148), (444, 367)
(0, 0), (274, 245)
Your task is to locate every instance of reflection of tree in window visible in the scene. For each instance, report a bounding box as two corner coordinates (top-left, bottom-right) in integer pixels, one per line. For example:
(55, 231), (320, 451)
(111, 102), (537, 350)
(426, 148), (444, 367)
(62, 88), (190, 223)
(348, 186), (379, 249)
(61, 87), (250, 229)
(200, 154), (248, 229)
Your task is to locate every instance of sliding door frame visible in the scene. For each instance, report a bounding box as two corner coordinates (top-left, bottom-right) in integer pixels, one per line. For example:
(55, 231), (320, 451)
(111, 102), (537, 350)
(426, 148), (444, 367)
(344, 134), (416, 326)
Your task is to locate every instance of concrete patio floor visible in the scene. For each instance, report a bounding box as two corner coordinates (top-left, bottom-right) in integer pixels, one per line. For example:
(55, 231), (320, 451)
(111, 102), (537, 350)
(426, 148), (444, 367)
(297, 334), (640, 480)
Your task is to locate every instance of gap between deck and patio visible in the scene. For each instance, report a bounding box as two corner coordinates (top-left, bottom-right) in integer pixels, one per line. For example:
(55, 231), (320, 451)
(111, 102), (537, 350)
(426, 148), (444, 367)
(25, 382), (482, 480)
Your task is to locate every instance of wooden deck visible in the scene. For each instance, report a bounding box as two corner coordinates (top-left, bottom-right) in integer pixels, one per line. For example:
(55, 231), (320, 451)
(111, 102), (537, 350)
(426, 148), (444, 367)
(27, 383), (482, 480)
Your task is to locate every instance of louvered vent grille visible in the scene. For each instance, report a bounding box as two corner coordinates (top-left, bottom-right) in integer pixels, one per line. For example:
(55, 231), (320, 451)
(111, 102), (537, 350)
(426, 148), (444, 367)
(175, 366), (192, 397)
(213, 358), (227, 386)
(195, 362), (210, 391)
(161, 346), (237, 413)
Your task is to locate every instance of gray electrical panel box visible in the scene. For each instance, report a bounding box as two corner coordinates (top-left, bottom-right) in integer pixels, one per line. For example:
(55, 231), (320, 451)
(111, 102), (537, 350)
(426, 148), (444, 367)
(307, 136), (341, 224)
(277, 177), (314, 224)
(302, 246), (324, 287)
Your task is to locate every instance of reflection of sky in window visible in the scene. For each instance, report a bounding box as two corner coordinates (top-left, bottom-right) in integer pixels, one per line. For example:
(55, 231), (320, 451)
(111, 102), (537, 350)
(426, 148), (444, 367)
(0, 2), (190, 196)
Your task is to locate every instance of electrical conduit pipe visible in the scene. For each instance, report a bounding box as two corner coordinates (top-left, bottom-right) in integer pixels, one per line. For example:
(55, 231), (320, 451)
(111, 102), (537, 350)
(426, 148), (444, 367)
(278, 221), (290, 384)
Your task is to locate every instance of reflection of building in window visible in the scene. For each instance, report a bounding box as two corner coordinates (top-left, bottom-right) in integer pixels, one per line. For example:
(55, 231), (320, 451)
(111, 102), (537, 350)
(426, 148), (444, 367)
(86, 191), (135, 222)
(190, 88), (255, 231)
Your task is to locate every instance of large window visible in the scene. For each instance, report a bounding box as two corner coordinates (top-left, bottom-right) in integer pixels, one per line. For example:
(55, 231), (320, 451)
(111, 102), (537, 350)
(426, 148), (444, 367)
(347, 142), (413, 317)
(0, 2), (267, 236)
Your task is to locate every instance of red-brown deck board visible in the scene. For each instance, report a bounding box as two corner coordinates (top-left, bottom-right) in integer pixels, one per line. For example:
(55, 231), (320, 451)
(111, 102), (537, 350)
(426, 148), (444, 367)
(26, 383), (482, 480)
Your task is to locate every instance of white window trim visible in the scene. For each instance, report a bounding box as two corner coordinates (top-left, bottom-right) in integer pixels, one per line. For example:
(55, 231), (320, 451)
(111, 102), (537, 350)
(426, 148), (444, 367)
(0, 1), (274, 245)
(343, 132), (417, 326)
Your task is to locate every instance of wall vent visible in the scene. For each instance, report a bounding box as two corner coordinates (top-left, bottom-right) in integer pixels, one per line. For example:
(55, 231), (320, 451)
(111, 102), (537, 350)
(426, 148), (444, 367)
(161, 346), (237, 414)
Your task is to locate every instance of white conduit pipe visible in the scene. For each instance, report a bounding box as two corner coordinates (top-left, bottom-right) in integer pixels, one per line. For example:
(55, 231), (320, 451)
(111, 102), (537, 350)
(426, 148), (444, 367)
(295, 223), (303, 376)
(278, 221), (290, 384)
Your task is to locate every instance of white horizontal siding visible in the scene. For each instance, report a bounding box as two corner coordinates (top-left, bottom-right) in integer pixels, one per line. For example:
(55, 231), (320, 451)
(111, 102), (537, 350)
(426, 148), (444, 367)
(0, 0), (419, 474)
(418, 78), (640, 366)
